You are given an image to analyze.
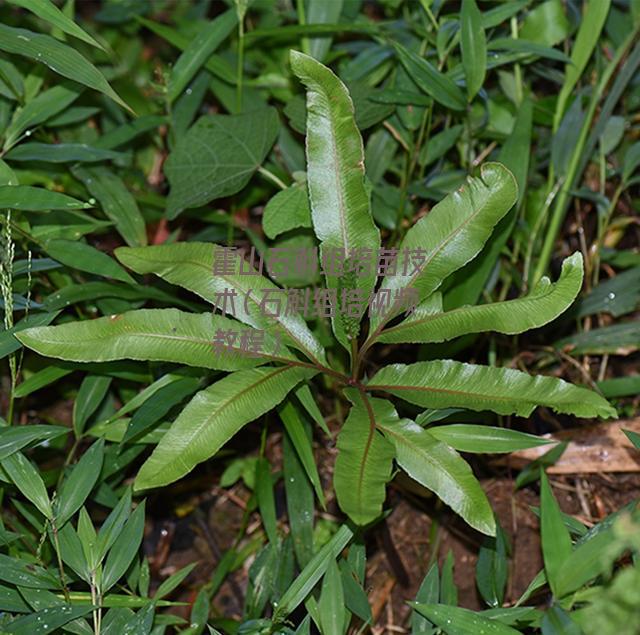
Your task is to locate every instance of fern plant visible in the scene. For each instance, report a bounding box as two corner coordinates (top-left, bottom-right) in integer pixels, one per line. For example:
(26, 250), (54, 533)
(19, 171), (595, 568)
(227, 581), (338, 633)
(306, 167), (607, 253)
(17, 51), (615, 538)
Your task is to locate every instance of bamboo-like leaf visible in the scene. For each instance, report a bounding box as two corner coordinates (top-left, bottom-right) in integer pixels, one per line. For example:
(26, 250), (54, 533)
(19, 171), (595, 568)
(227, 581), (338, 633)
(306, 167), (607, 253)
(367, 360), (616, 419)
(0, 425), (69, 461)
(411, 603), (521, 635)
(378, 252), (583, 344)
(333, 390), (395, 525)
(376, 413), (495, 535)
(72, 166), (147, 248)
(17, 308), (288, 370)
(167, 9), (236, 103)
(368, 163), (517, 335)
(0, 185), (90, 211)
(0, 24), (130, 111)
(135, 366), (316, 490)
(540, 471), (572, 596)
(460, 0), (486, 100)
(290, 50), (381, 352)
(1, 452), (52, 519)
(5, 142), (121, 163)
(393, 42), (466, 111)
(116, 243), (326, 364)
(7, 0), (103, 49)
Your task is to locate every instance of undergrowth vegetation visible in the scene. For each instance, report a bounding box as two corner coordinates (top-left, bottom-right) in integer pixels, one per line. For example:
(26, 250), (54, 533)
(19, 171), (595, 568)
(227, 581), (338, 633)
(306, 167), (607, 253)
(0, 0), (639, 633)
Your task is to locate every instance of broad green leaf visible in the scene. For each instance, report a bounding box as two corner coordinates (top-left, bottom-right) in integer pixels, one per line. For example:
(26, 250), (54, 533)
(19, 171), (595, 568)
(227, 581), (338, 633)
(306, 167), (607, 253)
(290, 50), (380, 350)
(116, 243), (326, 364)
(44, 239), (135, 283)
(378, 252), (583, 344)
(376, 414), (495, 535)
(540, 471), (572, 596)
(368, 163), (517, 335)
(167, 9), (236, 103)
(102, 501), (146, 592)
(555, 320), (640, 355)
(165, 108), (279, 218)
(3, 605), (94, 634)
(1, 451), (52, 519)
(0, 24), (130, 111)
(3, 83), (82, 151)
(334, 390), (395, 525)
(393, 42), (466, 111)
(411, 603), (521, 635)
(5, 142), (121, 163)
(274, 524), (354, 621)
(56, 522), (91, 583)
(72, 166), (147, 248)
(460, 0), (486, 100)
(368, 360), (616, 419)
(0, 312), (60, 360)
(135, 366), (315, 490)
(520, 0), (570, 46)
(8, 0), (103, 49)
(262, 182), (312, 239)
(428, 424), (554, 454)
(17, 308), (285, 370)
(55, 439), (105, 526)
(0, 185), (89, 211)
(0, 424), (68, 460)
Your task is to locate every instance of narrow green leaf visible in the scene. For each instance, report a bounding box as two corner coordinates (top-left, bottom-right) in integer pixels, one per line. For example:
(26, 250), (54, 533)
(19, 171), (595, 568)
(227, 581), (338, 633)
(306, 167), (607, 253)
(411, 603), (522, 635)
(8, 0), (103, 49)
(4, 605), (94, 634)
(0, 24), (130, 111)
(55, 439), (105, 526)
(0, 185), (89, 211)
(1, 451), (52, 519)
(44, 239), (135, 283)
(135, 366), (316, 490)
(0, 554), (60, 589)
(318, 560), (348, 635)
(74, 375), (112, 436)
(72, 166), (147, 248)
(279, 400), (325, 507)
(5, 142), (121, 163)
(290, 49), (380, 351)
(412, 563), (439, 634)
(274, 524), (354, 620)
(102, 501), (146, 592)
(368, 360), (616, 419)
(379, 252), (583, 344)
(476, 518), (509, 607)
(460, 0), (486, 100)
(334, 390), (394, 525)
(96, 489), (132, 564)
(376, 415), (495, 535)
(554, 0), (611, 130)
(540, 471), (572, 596)
(255, 458), (278, 543)
(167, 9), (236, 103)
(283, 423), (315, 569)
(3, 83), (82, 151)
(393, 42), (466, 110)
(0, 425), (68, 461)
